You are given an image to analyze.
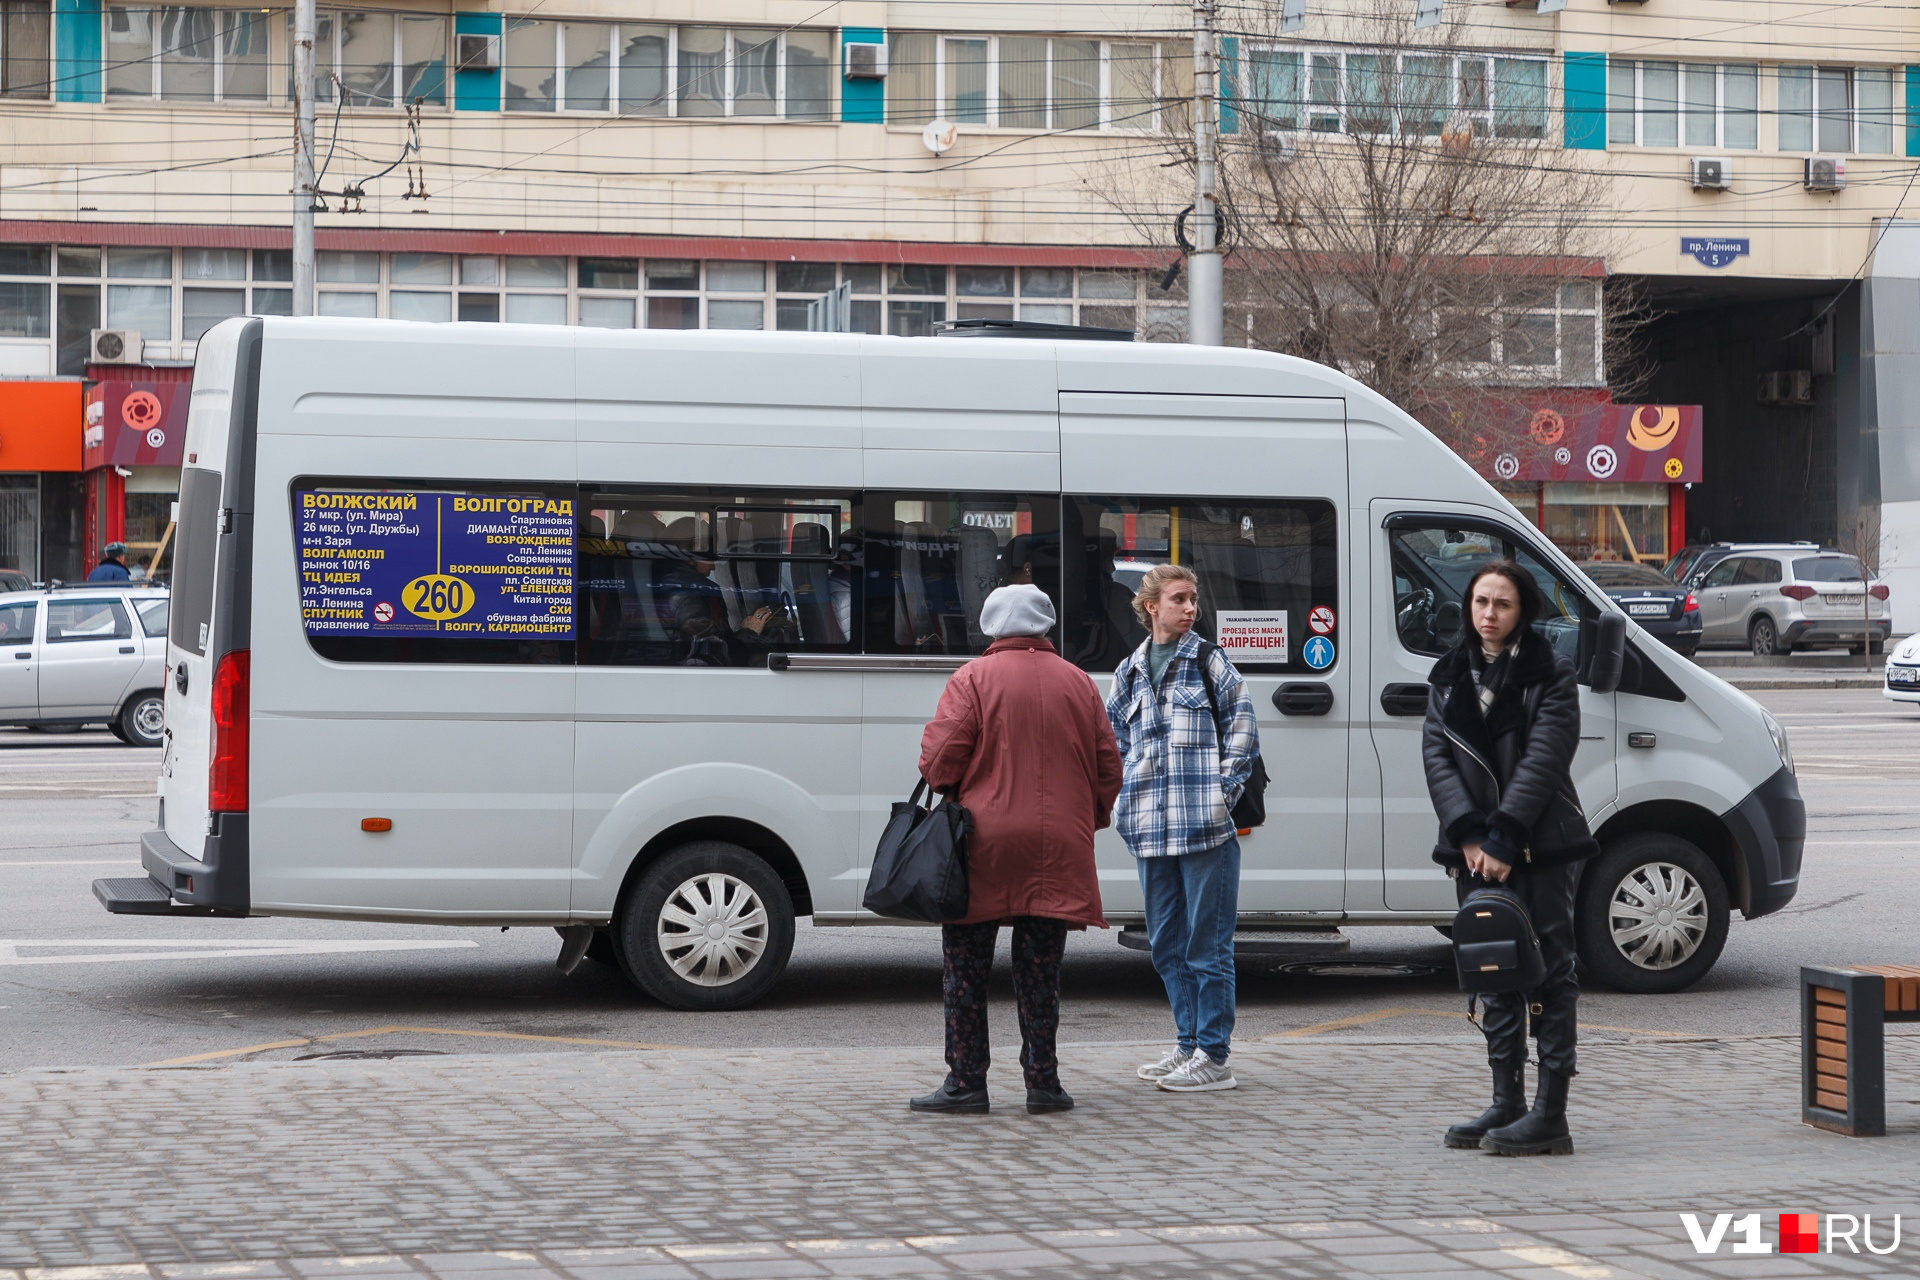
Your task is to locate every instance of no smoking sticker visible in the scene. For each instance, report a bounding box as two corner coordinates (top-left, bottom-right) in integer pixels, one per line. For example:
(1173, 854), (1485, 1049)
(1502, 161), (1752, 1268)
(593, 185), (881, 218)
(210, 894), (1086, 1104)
(372, 601), (395, 623)
(1308, 605), (1336, 635)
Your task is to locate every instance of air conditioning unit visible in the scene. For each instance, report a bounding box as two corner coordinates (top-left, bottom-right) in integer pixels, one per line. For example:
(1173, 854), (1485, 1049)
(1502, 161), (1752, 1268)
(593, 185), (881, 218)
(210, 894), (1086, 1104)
(89, 329), (142, 364)
(1805, 155), (1846, 191)
(455, 32), (499, 73)
(843, 41), (887, 80)
(1690, 157), (1730, 191)
(1757, 369), (1816, 405)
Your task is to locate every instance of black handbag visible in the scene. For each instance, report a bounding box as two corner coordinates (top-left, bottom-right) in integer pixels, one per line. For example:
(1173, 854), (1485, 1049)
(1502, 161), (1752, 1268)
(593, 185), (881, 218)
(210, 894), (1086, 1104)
(1452, 882), (1547, 993)
(1196, 640), (1269, 829)
(862, 778), (973, 923)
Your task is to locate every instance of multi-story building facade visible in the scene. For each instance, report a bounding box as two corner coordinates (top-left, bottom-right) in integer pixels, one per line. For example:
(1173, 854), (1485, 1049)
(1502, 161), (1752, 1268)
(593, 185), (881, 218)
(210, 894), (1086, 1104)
(0, 0), (1915, 620)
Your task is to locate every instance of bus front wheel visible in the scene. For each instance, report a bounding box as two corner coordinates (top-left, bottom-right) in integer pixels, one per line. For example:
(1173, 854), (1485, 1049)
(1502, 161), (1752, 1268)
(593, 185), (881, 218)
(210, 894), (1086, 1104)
(616, 841), (795, 1011)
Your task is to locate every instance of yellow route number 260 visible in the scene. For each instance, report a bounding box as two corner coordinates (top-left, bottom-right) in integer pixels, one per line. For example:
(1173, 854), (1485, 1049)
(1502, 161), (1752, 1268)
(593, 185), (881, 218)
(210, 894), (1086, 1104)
(404, 574), (475, 621)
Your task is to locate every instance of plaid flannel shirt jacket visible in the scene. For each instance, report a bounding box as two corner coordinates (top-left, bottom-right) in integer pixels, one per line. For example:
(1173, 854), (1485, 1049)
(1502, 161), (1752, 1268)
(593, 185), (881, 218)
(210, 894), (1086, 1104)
(1106, 630), (1261, 859)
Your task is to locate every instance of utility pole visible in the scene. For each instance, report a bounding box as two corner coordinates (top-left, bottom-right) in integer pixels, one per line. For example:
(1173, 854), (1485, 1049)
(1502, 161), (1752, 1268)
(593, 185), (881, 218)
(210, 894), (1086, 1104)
(292, 0), (317, 316)
(1188, 0), (1223, 346)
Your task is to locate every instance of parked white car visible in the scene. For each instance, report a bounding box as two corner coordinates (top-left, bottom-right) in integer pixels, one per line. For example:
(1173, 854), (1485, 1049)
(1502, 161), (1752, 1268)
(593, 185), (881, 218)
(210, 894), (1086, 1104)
(0, 585), (170, 746)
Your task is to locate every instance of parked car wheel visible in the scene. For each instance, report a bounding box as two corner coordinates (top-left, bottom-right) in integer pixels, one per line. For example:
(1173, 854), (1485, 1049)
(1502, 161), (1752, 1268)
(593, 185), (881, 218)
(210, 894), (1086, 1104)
(1576, 834), (1730, 994)
(117, 691), (165, 748)
(1748, 615), (1786, 657)
(616, 841), (795, 1011)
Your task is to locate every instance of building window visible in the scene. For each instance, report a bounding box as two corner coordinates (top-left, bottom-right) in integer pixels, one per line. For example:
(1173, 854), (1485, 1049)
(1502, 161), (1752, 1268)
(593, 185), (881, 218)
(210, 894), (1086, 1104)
(1459, 281), (1602, 385)
(298, 9), (447, 107)
(1779, 65), (1897, 154)
(1243, 48), (1547, 140)
(107, 7), (269, 102)
(886, 32), (1186, 132)
(1606, 61), (1757, 149)
(0, 244), (50, 339)
(502, 21), (829, 119)
(1, 0), (50, 99)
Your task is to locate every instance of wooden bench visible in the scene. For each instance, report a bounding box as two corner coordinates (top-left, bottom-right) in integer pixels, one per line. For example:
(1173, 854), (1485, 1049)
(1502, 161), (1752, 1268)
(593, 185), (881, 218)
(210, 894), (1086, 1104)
(1802, 964), (1920, 1136)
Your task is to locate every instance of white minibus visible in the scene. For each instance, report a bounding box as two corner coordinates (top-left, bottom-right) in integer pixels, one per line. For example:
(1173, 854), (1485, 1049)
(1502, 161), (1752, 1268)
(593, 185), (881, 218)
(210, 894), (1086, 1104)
(96, 317), (1804, 1010)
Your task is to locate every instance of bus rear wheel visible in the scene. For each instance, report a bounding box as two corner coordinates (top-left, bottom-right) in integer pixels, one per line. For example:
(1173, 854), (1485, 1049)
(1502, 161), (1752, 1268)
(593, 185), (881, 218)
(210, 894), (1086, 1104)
(616, 841), (795, 1011)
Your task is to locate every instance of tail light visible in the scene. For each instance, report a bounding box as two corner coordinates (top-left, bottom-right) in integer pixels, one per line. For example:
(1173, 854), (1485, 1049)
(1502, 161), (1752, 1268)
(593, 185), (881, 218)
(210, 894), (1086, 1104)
(208, 649), (249, 813)
(1779, 584), (1816, 601)
(1683, 593), (1699, 613)
(1871, 584), (1891, 600)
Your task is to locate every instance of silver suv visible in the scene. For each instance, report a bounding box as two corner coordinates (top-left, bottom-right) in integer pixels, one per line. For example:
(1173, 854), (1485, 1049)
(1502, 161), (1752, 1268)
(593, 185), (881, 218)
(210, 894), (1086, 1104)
(0, 584), (171, 746)
(1694, 549), (1888, 655)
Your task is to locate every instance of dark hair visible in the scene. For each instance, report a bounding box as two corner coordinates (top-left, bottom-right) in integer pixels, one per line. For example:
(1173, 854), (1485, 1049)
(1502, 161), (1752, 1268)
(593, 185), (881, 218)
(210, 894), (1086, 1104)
(1466, 559), (1543, 637)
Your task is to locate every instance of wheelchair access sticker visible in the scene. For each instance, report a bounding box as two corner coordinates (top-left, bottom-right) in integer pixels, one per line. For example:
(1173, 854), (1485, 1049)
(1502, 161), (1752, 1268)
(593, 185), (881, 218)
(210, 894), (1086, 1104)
(1302, 635), (1336, 670)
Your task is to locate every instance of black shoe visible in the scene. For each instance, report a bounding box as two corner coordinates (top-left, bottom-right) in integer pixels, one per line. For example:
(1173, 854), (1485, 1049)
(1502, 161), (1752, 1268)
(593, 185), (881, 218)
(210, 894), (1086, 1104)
(910, 1080), (989, 1114)
(1026, 1085), (1074, 1115)
(1444, 1064), (1526, 1150)
(1482, 1069), (1574, 1156)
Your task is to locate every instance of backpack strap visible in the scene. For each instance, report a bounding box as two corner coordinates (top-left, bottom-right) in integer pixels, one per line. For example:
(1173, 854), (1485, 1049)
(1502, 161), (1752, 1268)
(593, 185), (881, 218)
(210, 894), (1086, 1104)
(1194, 638), (1226, 751)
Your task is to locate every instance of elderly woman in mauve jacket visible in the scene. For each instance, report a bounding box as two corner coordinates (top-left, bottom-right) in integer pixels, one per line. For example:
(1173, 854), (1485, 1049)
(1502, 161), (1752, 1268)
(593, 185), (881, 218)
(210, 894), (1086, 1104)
(908, 583), (1123, 1118)
(1423, 560), (1598, 1158)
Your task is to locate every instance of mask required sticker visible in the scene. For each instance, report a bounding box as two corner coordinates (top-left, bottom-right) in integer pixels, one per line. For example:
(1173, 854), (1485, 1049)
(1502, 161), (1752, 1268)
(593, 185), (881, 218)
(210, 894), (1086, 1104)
(296, 489), (575, 638)
(1216, 610), (1290, 664)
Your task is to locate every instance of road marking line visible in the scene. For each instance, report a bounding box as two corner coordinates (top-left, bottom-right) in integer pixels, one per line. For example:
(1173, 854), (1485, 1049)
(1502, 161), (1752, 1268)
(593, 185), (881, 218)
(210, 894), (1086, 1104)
(1263, 1007), (1694, 1040)
(146, 1023), (690, 1066)
(0, 940), (480, 967)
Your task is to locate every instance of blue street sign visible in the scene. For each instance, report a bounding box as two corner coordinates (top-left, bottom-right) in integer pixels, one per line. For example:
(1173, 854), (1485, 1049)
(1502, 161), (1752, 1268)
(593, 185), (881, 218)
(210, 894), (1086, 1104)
(1303, 635), (1335, 670)
(1681, 237), (1749, 269)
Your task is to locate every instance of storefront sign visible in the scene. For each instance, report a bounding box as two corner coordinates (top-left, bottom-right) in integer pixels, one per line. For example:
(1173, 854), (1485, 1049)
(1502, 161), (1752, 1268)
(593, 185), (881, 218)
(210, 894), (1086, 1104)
(0, 381), (83, 471)
(1476, 403), (1702, 484)
(296, 489), (575, 638)
(83, 379), (188, 468)
(1681, 237), (1749, 269)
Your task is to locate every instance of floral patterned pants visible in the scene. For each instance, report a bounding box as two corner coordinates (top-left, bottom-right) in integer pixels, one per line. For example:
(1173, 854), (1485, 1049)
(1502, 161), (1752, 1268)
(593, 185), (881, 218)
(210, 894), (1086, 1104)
(941, 917), (1069, 1091)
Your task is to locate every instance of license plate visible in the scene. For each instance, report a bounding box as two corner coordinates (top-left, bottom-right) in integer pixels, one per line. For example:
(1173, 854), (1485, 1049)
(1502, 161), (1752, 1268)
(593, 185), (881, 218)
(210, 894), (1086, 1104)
(1828, 594), (1864, 607)
(1890, 669), (1918, 684)
(1628, 602), (1668, 617)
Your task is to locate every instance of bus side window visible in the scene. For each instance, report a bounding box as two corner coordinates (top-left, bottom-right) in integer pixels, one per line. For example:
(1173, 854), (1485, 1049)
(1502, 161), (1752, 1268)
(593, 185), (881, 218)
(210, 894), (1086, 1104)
(579, 488), (858, 668)
(1067, 495), (1338, 675)
(862, 493), (1060, 656)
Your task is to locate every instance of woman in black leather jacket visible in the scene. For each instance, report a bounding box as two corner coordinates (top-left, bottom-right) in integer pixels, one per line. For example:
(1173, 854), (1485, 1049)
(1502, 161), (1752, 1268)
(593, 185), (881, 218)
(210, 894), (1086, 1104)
(1423, 560), (1598, 1157)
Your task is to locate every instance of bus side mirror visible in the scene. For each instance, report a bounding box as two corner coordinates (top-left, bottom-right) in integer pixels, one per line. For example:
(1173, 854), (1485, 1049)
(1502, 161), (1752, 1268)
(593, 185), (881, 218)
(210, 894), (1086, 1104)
(1588, 612), (1626, 695)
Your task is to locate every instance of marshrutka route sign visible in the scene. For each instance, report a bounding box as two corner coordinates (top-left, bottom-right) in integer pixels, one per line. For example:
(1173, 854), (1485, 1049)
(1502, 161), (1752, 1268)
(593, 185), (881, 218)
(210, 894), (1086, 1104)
(296, 489), (575, 638)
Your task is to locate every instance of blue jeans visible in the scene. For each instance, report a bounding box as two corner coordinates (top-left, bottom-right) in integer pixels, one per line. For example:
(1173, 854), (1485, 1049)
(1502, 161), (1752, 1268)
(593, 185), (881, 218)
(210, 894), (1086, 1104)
(1136, 837), (1240, 1063)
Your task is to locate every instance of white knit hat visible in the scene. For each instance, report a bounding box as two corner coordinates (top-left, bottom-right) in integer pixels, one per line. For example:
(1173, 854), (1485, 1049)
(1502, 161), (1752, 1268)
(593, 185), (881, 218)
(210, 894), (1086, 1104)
(979, 584), (1056, 639)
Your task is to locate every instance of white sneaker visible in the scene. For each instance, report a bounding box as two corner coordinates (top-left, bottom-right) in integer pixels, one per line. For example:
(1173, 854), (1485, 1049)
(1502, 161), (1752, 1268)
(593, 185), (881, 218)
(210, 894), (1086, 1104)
(1136, 1047), (1193, 1081)
(1157, 1052), (1237, 1092)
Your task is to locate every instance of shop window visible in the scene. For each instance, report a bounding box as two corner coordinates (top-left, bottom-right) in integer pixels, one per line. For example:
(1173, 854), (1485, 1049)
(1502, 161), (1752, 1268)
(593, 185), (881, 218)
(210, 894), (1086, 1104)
(579, 296), (634, 329)
(57, 247), (99, 277)
(319, 292), (376, 318)
(579, 487), (857, 667)
(253, 249), (291, 281)
(1, 1), (50, 99)
(1067, 496), (1336, 674)
(0, 281), (47, 338)
(579, 257), (639, 290)
(107, 247), (170, 278)
(457, 294), (498, 322)
(864, 493), (1059, 656)
(1542, 482), (1669, 564)
(107, 284), (171, 341)
(0, 477), (36, 581)
(390, 291), (450, 322)
(182, 287), (245, 340)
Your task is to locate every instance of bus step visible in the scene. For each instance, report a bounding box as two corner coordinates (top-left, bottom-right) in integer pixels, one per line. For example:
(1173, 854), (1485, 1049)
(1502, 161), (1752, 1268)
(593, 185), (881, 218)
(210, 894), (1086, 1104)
(1118, 928), (1350, 957)
(92, 876), (176, 915)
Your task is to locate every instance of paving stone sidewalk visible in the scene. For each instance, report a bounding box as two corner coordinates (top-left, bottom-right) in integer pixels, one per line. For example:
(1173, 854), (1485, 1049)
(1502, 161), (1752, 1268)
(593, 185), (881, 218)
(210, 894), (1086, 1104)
(1, 1036), (1916, 1277)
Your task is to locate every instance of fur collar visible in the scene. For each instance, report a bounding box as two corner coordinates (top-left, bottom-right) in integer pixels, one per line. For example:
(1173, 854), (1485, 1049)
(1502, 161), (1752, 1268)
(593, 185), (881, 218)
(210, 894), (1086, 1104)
(1430, 628), (1557, 759)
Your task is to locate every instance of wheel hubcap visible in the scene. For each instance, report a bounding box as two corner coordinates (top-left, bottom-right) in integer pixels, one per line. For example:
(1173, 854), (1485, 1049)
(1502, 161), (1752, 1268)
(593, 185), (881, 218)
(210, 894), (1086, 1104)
(1608, 861), (1708, 970)
(657, 873), (768, 987)
(133, 699), (165, 738)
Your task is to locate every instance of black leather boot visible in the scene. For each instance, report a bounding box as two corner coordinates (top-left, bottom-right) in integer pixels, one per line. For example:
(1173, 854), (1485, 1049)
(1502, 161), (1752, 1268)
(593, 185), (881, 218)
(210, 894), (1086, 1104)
(1026, 1084), (1074, 1115)
(1444, 1063), (1525, 1150)
(1482, 1068), (1573, 1156)
(910, 1078), (989, 1114)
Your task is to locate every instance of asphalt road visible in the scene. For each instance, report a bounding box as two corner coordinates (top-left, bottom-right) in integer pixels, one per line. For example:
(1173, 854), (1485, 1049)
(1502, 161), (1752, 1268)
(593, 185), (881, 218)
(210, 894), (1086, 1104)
(1, 685), (1913, 1072)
